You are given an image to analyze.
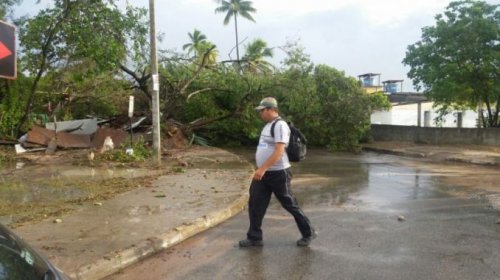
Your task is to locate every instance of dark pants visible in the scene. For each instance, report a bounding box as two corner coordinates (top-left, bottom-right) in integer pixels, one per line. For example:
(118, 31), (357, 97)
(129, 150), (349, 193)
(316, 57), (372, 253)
(246, 168), (313, 241)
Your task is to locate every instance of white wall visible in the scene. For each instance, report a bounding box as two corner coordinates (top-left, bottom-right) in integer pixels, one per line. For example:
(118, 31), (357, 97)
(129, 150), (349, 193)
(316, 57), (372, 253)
(371, 102), (478, 128)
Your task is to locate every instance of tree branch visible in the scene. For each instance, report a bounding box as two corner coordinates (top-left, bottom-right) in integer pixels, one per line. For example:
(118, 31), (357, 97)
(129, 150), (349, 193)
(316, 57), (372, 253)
(119, 63), (151, 100)
(187, 88), (213, 100)
(178, 46), (215, 95)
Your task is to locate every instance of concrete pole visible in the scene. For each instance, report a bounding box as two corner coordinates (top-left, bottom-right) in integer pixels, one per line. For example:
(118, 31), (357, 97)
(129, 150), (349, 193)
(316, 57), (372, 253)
(149, 0), (161, 164)
(477, 102), (482, 128)
(424, 111), (431, 127)
(456, 112), (463, 128)
(417, 102), (422, 127)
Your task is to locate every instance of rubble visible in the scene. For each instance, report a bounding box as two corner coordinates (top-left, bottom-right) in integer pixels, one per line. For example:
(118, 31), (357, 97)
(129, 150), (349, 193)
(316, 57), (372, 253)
(13, 117), (133, 154)
(27, 126), (92, 148)
(45, 118), (98, 135)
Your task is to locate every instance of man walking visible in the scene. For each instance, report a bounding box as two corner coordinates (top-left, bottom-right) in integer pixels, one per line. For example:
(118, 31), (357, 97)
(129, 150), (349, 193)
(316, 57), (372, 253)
(239, 97), (316, 247)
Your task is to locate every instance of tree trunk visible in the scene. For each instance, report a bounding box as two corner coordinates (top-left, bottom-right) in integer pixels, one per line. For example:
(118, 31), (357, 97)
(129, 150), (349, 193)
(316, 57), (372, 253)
(234, 13), (239, 62)
(494, 97), (499, 127)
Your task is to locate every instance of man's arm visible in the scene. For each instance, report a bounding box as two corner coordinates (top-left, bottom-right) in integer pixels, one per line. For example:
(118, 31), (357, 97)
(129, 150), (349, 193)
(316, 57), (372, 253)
(253, 142), (286, 181)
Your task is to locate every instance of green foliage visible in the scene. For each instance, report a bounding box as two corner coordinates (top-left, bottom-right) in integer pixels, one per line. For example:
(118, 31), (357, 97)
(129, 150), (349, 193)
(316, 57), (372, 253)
(0, 0), (20, 19)
(403, 0), (499, 127)
(2, 2), (389, 153)
(183, 29), (208, 57)
(195, 41), (218, 66)
(275, 64), (390, 152)
(10, 0), (149, 134)
(215, 0), (257, 61)
(157, 36), (389, 151)
(215, 0), (256, 25)
(172, 167), (186, 173)
(189, 133), (210, 147)
(100, 138), (152, 163)
(0, 77), (32, 138)
(279, 38), (314, 74)
(241, 38), (274, 73)
(19, 1), (148, 74)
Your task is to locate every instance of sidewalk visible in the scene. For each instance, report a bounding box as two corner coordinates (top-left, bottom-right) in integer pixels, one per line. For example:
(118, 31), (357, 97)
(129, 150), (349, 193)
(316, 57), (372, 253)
(14, 148), (254, 280)
(362, 141), (500, 167)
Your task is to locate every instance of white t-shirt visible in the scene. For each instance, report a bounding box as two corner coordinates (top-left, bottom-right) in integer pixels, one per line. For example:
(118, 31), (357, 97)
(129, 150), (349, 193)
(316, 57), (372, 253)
(255, 118), (291, 171)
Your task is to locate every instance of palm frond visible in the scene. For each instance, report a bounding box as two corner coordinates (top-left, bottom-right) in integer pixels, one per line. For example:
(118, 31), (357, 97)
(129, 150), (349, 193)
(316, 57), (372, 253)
(239, 11), (256, 22)
(223, 11), (233, 25)
(189, 133), (210, 147)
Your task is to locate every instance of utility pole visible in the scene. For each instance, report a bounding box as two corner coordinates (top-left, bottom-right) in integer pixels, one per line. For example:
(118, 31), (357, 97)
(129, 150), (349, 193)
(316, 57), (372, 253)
(149, 0), (161, 164)
(417, 101), (422, 127)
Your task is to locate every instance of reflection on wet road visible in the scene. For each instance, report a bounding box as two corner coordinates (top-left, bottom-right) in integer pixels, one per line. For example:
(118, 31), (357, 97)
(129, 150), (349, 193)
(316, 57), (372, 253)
(106, 150), (500, 280)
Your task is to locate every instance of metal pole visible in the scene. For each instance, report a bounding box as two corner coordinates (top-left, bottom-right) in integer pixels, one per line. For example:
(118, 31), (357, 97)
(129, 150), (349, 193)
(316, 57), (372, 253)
(149, 0), (161, 164)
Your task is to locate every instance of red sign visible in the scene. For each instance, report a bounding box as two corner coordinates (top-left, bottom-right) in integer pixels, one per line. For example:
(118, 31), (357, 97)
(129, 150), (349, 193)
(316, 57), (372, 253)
(0, 20), (16, 79)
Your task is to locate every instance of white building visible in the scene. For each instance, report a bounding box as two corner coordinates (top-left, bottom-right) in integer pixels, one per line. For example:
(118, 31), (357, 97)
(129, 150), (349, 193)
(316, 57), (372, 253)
(371, 102), (478, 128)
(370, 93), (478, 128)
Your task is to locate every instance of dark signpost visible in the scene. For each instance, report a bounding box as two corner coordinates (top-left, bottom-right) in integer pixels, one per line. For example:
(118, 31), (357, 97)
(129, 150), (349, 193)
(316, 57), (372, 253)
(0, 20), (16, 79)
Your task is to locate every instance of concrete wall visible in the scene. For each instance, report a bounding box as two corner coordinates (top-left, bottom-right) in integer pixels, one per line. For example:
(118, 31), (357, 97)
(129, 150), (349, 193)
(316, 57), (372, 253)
(370, 124), (500, 146)
(371, 102), (478, 128)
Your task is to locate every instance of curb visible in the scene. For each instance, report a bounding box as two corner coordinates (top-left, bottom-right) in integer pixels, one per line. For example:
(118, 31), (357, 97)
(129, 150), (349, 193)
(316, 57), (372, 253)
(68, 191), (249, 280)
(362, 147), (425, 158)
(446, 157), (499, 167)
(362, 147), (499, 167)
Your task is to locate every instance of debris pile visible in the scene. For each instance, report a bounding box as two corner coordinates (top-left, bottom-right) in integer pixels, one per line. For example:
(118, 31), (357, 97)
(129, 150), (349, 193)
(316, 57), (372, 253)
(14, 117), (149, 154)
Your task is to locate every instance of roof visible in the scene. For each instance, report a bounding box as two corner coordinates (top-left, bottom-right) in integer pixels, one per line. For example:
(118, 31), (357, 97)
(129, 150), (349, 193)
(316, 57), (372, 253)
(382, 80), (404, 84)
(387, 92), (428, 104)
(358, 73), (381, 78)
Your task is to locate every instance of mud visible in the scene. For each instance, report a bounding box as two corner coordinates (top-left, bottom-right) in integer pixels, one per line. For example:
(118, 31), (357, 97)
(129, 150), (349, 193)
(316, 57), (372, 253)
(0, 147), (201, 227)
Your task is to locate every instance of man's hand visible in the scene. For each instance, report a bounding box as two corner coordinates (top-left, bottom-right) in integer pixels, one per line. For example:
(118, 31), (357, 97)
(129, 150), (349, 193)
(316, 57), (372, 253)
(253, 167), (266, 181)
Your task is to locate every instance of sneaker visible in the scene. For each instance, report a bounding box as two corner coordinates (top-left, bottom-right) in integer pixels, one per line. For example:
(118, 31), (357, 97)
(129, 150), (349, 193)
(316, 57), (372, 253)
(296, 230), (318, 247)
(239, 239), (263, 247)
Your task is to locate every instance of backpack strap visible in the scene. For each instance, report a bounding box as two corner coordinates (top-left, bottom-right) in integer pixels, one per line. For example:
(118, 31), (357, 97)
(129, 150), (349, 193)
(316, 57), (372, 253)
(270, 117), (283, 139)
(272, 119), (308, 144)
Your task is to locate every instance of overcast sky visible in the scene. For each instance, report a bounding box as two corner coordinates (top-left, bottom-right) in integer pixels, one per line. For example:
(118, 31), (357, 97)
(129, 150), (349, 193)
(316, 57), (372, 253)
(16, 0), (499, 92)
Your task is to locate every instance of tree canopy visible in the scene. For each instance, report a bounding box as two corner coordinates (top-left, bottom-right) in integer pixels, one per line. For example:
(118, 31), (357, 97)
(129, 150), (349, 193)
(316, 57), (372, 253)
(403, 0), (499, 127)
(0, 0), (20, 19)
(241, 38), (274, 74)
(0, 0), (389, 152)
(182, 29), (207, 57)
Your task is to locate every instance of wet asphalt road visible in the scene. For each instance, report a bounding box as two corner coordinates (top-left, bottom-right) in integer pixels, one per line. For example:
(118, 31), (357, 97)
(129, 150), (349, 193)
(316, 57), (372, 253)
(105, 150), (500, 280)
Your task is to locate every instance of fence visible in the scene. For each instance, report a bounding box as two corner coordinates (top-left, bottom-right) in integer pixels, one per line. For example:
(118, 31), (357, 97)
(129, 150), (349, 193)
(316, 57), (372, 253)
(370, 124), (500, 146)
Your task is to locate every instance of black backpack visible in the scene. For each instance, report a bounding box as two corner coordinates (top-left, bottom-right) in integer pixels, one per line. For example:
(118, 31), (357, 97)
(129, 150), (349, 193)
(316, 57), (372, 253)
(271, 118), (307, 162)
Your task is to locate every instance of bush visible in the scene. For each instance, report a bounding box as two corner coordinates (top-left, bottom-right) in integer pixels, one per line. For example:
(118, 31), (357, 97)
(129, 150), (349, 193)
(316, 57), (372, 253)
(99, 137), (152, 163)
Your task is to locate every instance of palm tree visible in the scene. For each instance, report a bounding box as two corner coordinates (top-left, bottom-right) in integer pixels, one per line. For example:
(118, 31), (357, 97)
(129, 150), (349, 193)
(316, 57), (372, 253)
(214, 0), (256, 62)
(241, 38), (274, 73)
(182, 29), (207, 57)
(196, 41), (219, 67)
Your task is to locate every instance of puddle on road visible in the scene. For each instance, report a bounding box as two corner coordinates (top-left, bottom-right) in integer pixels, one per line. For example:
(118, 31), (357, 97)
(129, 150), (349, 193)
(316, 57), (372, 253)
(227, 149), (500, 213)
